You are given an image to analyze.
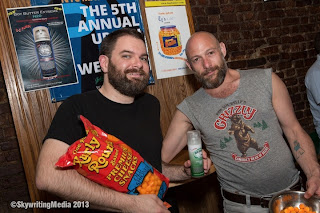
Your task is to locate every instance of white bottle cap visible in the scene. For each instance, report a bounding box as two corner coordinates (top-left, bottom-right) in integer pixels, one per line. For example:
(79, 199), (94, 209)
(33, 26), (50, 42)
(187, 130), (201, 144)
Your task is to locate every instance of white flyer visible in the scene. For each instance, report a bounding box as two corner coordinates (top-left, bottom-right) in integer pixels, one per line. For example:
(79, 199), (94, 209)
(145, 6), (193, 79)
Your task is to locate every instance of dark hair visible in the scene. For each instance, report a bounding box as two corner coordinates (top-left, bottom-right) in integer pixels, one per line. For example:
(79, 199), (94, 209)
(99, 28), (145, 57)
(315, 32), (320, 54)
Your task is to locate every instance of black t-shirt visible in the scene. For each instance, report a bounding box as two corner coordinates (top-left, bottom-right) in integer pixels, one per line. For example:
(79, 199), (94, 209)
(45, 89), (163, 172)
(45, 90), (179, 213)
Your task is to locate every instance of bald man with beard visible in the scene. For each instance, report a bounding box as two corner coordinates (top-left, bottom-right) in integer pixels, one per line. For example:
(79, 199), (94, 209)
(162, 31), (320, 213)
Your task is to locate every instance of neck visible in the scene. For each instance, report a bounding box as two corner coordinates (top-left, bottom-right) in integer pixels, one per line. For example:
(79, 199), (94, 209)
(205, 69), (240, 98)
(99, 83), (135, 104)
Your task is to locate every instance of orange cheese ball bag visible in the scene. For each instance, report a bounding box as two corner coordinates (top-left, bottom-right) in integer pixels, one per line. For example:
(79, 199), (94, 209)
(55, 115), (170, 199)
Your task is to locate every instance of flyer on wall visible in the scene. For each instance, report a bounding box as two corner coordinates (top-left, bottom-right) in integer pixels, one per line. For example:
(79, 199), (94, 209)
(145, 4), (193, 79)
(7, 4), (78, 92)
(31, 0), (154, 102)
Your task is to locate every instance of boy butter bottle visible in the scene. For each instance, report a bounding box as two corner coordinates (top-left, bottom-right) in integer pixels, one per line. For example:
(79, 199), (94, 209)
(33, 26), (57, 80)
(187, 130), (204, 178)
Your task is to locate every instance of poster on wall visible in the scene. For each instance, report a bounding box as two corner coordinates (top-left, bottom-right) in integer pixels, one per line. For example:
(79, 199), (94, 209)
(31, 0), (154, 102)
(7, 4), (78, 92)
(145, 4), (193, 79)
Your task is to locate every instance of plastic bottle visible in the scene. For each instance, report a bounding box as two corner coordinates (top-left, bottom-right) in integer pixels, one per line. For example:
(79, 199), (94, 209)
(187, 130), (204, 177)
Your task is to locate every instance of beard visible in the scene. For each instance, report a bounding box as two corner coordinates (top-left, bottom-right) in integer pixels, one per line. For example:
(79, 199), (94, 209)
(194, 59), (228, 89)
(107, 61), (149, 97)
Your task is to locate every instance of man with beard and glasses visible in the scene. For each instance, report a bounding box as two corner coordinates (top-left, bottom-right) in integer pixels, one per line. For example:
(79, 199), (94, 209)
(35, 28), (209, 213)
(162, 31), (320, 213)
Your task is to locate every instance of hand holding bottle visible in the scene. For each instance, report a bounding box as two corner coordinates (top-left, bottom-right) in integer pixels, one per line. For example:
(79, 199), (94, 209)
(183, 149), (212, 177)
(187, 130), (212, 178)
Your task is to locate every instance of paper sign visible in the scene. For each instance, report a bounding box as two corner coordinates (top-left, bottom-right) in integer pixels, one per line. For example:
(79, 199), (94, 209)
(145, 6), (192, 79)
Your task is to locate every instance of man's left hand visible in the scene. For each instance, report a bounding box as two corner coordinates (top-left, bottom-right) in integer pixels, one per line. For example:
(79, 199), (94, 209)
(305, 175), (320, 199)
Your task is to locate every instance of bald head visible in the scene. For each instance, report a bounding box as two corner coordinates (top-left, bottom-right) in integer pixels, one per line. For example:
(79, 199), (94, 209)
(186, 31), (220, 60)
(184, 31), (228, 89)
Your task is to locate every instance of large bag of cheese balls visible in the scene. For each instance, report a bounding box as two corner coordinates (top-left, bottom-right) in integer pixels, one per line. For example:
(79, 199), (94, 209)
(55, 115), (169, 199)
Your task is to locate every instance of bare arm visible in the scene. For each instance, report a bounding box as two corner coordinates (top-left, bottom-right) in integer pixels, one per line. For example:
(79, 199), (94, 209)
(36, 139), (170, 213)
(161, 110), (212, 181)
(271, 72), (320, 198)
(162, 110), (193, 163)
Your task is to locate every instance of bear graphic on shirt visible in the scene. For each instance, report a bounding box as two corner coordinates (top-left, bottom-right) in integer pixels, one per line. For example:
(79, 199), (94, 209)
(228, 114), (263, 157)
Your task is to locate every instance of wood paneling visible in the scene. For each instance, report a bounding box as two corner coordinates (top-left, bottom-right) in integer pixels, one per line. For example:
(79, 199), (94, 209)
(175, 173), (223, 213)
(0, 1), (59, 210)
(0, 0), (199, 212)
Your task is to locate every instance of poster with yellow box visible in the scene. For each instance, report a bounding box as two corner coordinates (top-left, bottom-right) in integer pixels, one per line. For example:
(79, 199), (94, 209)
(145, 3), (193, 79)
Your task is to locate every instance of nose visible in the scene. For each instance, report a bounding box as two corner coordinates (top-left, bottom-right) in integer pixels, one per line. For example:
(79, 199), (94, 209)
(132, 56), (143, 69)
(202, 57), (211, 69)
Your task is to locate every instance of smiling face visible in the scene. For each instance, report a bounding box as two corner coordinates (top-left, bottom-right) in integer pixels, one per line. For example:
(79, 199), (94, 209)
(186, 32), (228, 89)
(101, 35), (150, 97)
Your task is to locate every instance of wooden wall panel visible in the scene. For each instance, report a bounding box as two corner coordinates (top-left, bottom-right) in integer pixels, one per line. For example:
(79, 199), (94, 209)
(0, 0), (198, 212)
(0, 1), (63, 212)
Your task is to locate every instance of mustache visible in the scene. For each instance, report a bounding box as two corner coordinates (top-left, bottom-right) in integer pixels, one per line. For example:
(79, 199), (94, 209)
(202, 66), (219, 77)
(125, 68), (147, 76)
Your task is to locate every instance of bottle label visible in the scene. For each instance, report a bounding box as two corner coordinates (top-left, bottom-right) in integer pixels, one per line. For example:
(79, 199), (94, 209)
(162, 36), (179, 48)
(188, 145), (204, 177)
(35, 41), (57, 79)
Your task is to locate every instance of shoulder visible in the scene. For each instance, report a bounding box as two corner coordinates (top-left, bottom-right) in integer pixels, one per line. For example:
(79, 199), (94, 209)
(68, 90), (99, 100)
(180, 88), (205, 107)
(57, 90), (100, 112)
(239, 68), (273, 88)
(62, 90), (99, 104)
(186, 88), (204, 100)
(239, 68), (272, 78)
(270, 71), (288, 94)
(306, 65), (320, 81)
(136, 93), (160, 105)
(237, 68), (274, 96)
(306, 57), (320, 86)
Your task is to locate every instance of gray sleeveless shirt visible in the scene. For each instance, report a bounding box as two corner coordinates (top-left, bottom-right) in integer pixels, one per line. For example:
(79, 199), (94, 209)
(178, 68), (299, 196)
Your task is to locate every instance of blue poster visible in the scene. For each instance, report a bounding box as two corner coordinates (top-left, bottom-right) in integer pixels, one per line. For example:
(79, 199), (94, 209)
(31, 0), (154, 102)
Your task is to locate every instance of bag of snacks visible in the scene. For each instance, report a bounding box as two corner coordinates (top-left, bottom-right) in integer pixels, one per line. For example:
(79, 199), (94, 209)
(55, 115), (169, 199)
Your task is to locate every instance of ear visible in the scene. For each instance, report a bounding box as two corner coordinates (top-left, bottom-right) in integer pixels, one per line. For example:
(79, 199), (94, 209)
(219, 42), (227, 57)
(99, 55), (109, 74)
(186, 60), (193, 72)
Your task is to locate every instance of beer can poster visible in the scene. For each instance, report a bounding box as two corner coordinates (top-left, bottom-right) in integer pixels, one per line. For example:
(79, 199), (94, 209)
(7, 4), (78, 92)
